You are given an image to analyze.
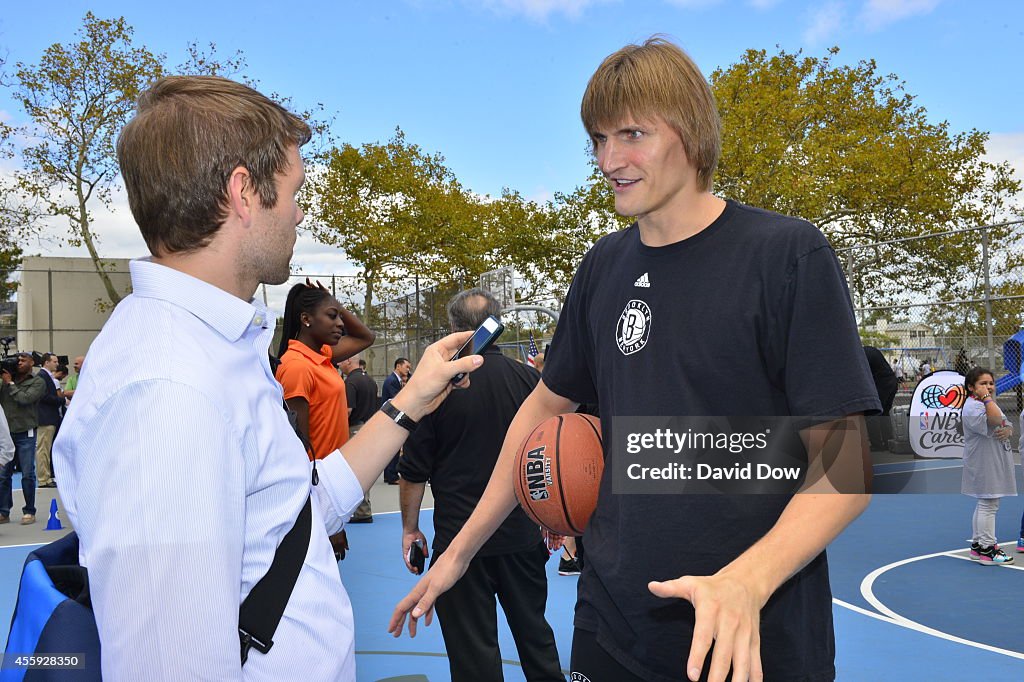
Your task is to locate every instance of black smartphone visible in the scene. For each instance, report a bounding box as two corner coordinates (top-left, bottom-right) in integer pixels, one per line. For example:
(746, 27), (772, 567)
(409, 539), (426, 574)
(450, 315), (505, 384)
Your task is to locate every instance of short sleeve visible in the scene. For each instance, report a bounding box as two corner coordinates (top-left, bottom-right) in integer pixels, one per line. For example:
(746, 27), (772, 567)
(276, 354), (316, 402)
(542, 257), (599, 405)
(400, 413), (437, 483)
(766, 243), (881, 418)
(962, 399), (989, 437)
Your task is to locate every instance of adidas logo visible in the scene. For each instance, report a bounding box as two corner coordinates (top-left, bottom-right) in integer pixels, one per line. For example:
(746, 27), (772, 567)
(634, 272), (651, 288)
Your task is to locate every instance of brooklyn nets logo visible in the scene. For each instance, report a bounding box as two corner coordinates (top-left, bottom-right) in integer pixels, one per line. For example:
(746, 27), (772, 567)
(616, 299), (652, 355)
(570, 674), (593, 682)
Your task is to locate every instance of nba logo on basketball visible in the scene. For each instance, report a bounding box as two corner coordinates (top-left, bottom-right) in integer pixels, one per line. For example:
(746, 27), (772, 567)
(525, 446), (552, 500)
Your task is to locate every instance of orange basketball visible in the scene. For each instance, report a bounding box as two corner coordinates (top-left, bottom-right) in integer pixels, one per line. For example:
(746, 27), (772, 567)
(513, 413), (603, 536)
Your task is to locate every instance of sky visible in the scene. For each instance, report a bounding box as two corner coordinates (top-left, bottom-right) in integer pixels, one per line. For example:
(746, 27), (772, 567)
(1, 0), (1022, 277)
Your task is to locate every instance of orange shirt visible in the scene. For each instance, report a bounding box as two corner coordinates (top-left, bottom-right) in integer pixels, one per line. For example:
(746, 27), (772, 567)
(276, 340), (349, 460)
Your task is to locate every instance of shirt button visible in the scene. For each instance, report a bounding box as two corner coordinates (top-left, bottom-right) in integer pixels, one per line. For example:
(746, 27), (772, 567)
(253, 316), (263, 326)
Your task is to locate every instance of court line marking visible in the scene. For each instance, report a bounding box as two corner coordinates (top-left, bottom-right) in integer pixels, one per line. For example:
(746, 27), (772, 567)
(873, 465), (964, 476)
(858, 541), (1024, 660)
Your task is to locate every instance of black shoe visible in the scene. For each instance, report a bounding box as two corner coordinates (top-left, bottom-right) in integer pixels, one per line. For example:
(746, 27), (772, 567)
(349, 515), (373, 524)
(558, 556), (581, 576)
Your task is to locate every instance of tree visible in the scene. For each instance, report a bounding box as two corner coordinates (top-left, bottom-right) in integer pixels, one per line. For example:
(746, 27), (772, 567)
(303, 128), (484, 321)
(710, 47), (1021, 306)
(12, 13), (165, 307)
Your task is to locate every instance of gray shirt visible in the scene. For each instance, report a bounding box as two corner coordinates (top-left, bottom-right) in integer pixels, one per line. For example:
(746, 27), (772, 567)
(961, 397), (1017, 498)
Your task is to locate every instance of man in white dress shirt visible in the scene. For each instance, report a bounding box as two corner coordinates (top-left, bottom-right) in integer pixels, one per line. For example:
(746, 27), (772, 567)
(52, 75), (482, 681)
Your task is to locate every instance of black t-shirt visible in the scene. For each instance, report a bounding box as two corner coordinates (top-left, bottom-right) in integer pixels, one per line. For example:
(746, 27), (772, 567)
(543, 200), (880, 682)
(344, 369), (378, 426)
(401, 346), (543, 556)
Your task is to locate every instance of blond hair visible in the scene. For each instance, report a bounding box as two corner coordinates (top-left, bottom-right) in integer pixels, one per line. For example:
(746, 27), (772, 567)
(581, 36), (721, 191)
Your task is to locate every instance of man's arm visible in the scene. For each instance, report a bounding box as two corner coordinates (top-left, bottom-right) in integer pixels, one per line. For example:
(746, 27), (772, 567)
(6, 375), (45, 405)
(389, 379), (577, 636)
(648, 415), (871, 682)
(399, 480), (429, 574)
(329, 308), (376, 363)
(311, 332), (481, 530)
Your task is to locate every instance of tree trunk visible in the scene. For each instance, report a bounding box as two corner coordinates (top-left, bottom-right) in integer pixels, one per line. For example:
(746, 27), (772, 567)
(77, 187), (122, 307)
(363, 273), (375, 323)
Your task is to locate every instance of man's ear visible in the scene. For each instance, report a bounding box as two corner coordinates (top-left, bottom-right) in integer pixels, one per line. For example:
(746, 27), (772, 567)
(227, 166), (255, 225)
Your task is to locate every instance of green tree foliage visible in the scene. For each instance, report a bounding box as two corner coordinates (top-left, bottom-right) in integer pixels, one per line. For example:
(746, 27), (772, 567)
(12, 13), (164, 306)
(303, 128), (484, 321)
(710, 47), (1021, 305)
(9, 14), (264, 309)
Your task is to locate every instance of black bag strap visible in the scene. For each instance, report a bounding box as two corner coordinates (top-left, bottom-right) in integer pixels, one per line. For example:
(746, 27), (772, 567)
(238, 495), (312, 664)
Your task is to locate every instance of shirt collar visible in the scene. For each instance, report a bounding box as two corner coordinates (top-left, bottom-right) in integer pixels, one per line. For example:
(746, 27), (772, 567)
(286, 339), (333, 366)
(129, 259), (270, 343)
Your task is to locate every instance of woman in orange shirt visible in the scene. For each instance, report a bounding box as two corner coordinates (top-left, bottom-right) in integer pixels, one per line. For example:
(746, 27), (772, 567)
(276, 280), (375, 558)
(276, 280), (375, 460)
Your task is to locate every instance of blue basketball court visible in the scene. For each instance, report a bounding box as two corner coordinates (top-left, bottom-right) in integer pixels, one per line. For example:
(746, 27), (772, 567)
(2, 462), (1022, 680)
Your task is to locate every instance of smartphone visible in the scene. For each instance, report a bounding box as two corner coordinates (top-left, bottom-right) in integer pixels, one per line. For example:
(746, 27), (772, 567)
(408, 539), (426, 574)
(450, 315), (505, 384)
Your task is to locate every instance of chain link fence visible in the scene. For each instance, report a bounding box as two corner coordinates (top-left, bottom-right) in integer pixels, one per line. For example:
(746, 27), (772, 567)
(838, 219), (1024, 420)
(5, 219), (1020, 393)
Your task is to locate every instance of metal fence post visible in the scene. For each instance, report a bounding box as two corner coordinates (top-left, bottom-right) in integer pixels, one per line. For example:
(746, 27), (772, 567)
(47, 269), (54, 352)
(981, 227), (995, 370)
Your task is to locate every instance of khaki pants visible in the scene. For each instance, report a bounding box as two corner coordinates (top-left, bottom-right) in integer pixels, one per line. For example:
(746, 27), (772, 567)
(35, 425), (56, 486)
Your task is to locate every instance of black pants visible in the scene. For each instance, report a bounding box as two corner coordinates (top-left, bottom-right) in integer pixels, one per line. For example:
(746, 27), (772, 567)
(432, 543), (564, 682)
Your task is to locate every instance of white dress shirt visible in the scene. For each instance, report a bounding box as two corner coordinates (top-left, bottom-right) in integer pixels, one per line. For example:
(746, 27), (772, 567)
(53, 259), (365, 681)
(0, 407), (14, 467)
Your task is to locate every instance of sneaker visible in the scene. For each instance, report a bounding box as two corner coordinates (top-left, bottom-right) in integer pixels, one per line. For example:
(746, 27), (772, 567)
(969, 542), (982, 560)
(1017, 537), (1024, 553)
(20, 514), (35, 526)
(558, 556), (581, 576)
(977, 544), (1014, 566)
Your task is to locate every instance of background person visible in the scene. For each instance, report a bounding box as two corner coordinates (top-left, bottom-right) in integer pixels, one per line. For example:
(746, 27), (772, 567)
(961, 367), (1016, 565)
(0, 352), (44, 525)
(342, 355), (379, 522)
(399, 288), (564, 682)
(63, 355), (84, 404)
(35, 352), (64, 488)
(381, 357), (412, 484)
(276, 279), (375, 558)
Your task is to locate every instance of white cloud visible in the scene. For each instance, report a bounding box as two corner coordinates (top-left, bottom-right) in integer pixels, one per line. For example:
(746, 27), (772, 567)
(748, 0), (782, 8)
(985, 132), (1024, 189)
(803, 1), (845, 46)
(859, 0), (941, 31)
(475, 0), (618, 21)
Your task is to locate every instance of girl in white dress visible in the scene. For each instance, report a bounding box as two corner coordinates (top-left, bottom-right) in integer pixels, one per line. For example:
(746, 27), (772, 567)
(961, 368), (1016, 565)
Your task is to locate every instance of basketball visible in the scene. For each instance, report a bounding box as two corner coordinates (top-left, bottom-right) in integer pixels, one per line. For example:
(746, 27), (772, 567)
(513, 413), (603, 536)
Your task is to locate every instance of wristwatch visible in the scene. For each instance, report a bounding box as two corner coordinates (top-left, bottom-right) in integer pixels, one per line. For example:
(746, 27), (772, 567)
(380, 399), (418, 433)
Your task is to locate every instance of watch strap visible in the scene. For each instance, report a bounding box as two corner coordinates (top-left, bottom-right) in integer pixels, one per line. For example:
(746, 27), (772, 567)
(381, 399), (418, 432)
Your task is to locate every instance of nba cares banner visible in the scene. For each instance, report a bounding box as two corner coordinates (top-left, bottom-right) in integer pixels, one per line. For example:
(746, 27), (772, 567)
(909, 370), (966, 459)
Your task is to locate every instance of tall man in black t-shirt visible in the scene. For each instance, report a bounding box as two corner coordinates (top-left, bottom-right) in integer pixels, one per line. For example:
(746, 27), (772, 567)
(391, 38), (879, 682)
(398, 288), (564, 682)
